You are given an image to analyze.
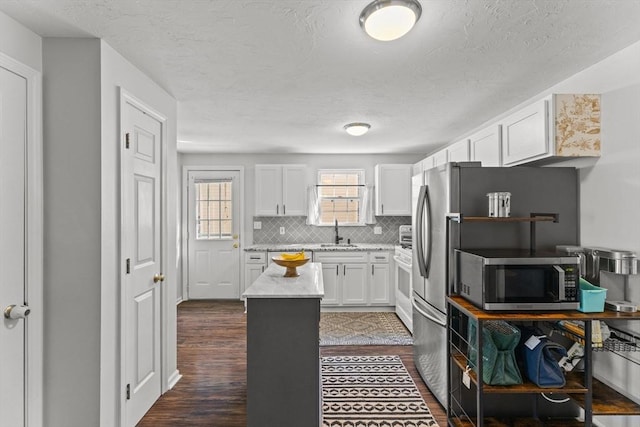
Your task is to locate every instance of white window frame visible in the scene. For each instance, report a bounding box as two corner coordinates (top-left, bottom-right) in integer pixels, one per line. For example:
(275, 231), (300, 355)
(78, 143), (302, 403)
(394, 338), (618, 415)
(316, 169), (365, 226)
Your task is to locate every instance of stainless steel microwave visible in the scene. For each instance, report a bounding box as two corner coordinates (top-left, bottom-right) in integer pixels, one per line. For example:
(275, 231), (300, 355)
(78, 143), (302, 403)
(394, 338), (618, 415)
(455, 249), (580, 311)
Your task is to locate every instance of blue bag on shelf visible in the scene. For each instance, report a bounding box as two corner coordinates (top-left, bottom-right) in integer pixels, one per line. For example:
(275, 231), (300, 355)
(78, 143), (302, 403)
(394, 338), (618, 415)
(520, 330), (567, 388)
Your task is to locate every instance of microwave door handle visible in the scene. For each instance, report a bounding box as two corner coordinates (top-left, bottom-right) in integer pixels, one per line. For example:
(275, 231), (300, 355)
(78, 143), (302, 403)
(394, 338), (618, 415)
(424, 185), (433, 277)
(415, 185), (429, 278)
(554, 265), (566, 301)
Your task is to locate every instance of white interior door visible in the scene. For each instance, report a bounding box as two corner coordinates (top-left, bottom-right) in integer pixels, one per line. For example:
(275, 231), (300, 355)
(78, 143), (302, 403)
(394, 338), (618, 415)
(188, 170), (241, 299)
(0, 64), (28, 427)
(122, 99), (163, 426)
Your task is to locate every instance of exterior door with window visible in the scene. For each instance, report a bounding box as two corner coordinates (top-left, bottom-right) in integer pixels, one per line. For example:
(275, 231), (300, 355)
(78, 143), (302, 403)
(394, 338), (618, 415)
(188, 171), (241, 299)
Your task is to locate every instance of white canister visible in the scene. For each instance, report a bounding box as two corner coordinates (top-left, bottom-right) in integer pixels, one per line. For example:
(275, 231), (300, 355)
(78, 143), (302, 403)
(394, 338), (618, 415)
(487, 192), (498, 217)
(498, 192), (511, 217)
(487, 192), (511, 217)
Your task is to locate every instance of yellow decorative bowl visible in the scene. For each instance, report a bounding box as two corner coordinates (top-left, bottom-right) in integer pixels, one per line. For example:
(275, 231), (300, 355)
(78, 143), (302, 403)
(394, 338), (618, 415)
(271, 257), (310, 277)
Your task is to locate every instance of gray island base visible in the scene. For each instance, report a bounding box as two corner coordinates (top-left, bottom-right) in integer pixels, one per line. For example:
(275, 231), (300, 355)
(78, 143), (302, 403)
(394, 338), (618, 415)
(243, 262), (324, 427)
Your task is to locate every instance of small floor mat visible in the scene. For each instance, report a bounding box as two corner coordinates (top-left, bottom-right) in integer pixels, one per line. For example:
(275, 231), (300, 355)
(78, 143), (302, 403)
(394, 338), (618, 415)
(320, 312), (413, 346)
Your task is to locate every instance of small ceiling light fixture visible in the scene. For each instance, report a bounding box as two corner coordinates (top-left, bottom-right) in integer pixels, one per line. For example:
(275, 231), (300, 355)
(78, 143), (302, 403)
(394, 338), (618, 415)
(359, 0), (422, 41)
(344, 122), (371, 136)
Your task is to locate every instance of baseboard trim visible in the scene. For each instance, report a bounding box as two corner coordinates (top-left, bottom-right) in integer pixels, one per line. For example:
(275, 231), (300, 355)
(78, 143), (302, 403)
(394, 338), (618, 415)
(167, 369), (182, 390)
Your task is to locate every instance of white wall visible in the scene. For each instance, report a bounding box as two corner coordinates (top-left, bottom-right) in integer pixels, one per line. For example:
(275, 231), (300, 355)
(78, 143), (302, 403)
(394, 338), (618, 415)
(43, 38), (103, 427)
(0, 10), (41, 72)
(42, 38), (178, 427)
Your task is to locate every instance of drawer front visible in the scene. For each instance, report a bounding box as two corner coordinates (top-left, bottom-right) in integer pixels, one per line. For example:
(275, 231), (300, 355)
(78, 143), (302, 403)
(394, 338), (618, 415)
(313, 251), (368, 264)
(245, 252), (266, 264)
(369, 252), (390, 263)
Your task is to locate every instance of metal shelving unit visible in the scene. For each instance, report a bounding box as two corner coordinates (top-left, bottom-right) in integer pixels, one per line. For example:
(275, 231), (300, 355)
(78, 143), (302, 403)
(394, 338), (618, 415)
(447, 296), (640, 427)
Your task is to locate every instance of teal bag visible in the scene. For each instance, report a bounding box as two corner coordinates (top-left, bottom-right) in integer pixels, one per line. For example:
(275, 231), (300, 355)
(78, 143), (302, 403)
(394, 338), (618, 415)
(468, 320), (523, 385)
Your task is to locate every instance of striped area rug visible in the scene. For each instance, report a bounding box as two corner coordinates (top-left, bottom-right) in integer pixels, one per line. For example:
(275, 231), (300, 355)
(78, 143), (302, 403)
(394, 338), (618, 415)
(322, 355), (440, 427)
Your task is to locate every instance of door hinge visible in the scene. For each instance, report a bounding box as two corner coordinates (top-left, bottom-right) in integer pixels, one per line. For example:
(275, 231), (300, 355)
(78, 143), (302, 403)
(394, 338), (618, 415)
(126, 383), (131, 400)
(126, 258), (131, 274)
(125, 132), (130, 149)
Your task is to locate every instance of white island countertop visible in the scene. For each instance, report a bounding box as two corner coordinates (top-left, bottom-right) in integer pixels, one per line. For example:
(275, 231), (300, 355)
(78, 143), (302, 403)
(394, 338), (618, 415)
(242, 262), (324, 299)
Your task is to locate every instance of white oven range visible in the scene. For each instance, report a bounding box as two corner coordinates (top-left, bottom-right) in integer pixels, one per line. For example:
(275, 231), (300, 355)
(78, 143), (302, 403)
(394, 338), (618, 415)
(394, 244), (413, 333)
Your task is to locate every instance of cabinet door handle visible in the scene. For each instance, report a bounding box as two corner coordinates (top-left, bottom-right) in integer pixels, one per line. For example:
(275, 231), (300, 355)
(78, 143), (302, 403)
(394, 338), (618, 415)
(381, 204), (384, 214)
(372, 265), (374, 275)
(283, 205), (286, 215)
(343, 265), (346, 275)
(276, 204), (279, 215)
(336, 265), (339, 276)
(261, 266), (265, 272)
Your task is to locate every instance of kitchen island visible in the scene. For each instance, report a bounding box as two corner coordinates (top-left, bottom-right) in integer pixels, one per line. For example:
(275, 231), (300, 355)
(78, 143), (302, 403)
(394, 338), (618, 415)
(242, 262), (324, 427)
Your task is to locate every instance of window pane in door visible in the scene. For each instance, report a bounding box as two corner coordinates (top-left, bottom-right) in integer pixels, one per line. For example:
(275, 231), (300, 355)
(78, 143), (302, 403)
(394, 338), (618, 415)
(195, 179), (233, 240)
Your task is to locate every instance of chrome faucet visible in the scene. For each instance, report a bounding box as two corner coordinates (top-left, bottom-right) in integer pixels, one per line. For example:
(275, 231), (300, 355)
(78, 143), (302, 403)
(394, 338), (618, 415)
(334, 219), (343, 245)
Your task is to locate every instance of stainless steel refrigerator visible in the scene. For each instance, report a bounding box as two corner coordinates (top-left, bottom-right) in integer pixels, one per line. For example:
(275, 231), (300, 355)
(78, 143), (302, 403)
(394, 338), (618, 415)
(411, 162), (579, 406)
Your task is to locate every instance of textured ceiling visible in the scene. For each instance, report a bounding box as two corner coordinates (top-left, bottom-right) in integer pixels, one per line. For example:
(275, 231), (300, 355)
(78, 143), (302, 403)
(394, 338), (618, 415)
(2, 0), (640, 154)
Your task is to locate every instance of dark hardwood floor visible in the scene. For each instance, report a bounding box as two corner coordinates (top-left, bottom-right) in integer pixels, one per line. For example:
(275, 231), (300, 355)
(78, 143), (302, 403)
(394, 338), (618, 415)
(138, 300), (447, 426)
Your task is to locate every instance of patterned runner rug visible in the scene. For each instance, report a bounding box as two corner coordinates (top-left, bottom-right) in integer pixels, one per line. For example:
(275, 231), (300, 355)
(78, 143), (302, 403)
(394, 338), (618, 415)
(322, 355), (440, 427)
(320, 312), (413, 346)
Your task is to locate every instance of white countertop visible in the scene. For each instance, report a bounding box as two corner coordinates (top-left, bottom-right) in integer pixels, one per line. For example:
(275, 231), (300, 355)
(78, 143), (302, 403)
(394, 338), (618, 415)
(242, 262), (324, 299)
(245, 243), (395, 252)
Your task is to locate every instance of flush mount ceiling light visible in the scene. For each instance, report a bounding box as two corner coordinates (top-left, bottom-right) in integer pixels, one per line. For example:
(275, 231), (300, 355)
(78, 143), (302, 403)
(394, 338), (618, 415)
(344, 122), (371, 136)
(359, 0), (422, 41)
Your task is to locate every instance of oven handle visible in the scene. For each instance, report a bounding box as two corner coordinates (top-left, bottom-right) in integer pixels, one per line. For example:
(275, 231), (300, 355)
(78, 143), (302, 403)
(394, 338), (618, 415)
(412, 299), (446, 327)
(393, 255), (412, 270)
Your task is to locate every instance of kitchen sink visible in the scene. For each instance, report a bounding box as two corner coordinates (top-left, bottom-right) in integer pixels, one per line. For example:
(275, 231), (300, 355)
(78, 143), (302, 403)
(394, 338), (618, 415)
(319, 243), (357, 248)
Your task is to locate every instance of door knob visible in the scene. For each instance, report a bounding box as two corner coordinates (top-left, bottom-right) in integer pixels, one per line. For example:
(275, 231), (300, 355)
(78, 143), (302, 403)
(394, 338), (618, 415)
(4, 304), (31, 320)
(153, 273), (165, 283)
(233, 243), (239, 248)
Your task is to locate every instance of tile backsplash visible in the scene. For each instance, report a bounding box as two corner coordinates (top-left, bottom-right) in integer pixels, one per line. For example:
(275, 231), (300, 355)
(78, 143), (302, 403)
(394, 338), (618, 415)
(252, 216), (411, 245)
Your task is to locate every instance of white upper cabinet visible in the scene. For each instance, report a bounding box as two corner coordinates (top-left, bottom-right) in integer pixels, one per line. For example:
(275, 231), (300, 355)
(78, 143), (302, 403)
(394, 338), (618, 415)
(432, 149), (448, 168)
(501, 99), (549, 166)
(447, 139), (470, 162)
(501, 94), (601, 166)
(254, 164), (307, 216)
(469, 124), (502, 167)
(374, 164), (412, 216)
(413, 156), (433, 175)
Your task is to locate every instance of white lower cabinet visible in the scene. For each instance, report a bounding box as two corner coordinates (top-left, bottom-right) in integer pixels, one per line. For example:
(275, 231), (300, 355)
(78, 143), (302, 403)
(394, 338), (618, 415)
(341, 263), (368, 305)
(315, 250), (392, 307)
(320, 263), (340, 305)
(369, 251), (392, 305)
(244, 252), (266, 294)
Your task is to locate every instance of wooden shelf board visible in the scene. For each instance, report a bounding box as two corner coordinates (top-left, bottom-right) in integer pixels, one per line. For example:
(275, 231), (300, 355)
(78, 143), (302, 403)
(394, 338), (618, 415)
(569, 376), (640, 415)
(448, 295), (640, 321)
(449, 416), (587, 427)
(451, 352), (588, 394)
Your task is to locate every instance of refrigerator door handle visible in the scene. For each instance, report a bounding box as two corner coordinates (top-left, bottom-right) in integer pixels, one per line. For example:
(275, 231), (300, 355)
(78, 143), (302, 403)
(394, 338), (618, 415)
(415, 185), (433, 278)
(412, 299), (446, 327)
